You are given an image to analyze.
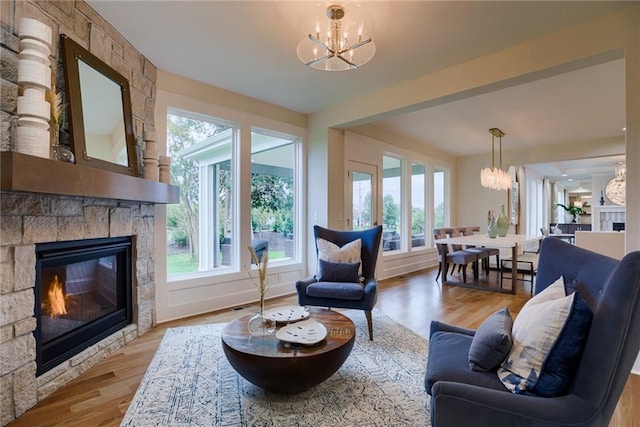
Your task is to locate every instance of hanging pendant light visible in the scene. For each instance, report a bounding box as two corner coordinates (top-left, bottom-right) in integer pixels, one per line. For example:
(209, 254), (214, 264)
(605, 161), (626, 205)
(480, 128), (511, 191)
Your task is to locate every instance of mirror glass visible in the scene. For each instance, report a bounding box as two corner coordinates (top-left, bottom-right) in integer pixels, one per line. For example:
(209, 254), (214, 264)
(61, 35), (138, 176)
(78, 60), (128, 166)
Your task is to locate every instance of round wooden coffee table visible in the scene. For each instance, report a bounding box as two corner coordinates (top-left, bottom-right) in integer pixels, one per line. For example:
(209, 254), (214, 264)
(221, 307), (355, 393)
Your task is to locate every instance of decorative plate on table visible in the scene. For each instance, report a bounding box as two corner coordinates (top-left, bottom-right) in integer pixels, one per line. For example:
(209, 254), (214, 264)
(276, 319), (327, 345)
(263, 306), (310, 323)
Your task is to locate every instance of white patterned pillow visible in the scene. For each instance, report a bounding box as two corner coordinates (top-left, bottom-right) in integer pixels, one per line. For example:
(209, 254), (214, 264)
(316, 237), (362, 276)
(317, 237), (362, 263)
(519, 275), (566, 311)
(497, 276), (592, 395)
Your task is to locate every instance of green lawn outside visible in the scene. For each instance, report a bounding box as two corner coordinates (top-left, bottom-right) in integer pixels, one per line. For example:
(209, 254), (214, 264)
(167, 253), (198, 275)
(167, 250), (287, 276)
(268, 250), (285, 259)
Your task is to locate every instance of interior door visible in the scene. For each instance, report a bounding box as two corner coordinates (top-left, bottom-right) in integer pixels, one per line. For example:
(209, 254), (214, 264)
(346, 161), (377, 230)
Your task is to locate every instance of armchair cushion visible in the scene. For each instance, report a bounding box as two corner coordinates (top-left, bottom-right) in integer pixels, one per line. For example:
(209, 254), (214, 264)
(498, 277), (593, 396)
(315, 259), (361, 283)
(468, 307), (513, 372)
(306, 281), (364, 300)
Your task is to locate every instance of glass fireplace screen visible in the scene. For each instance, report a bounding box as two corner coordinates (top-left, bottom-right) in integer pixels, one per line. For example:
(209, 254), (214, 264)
(35, 237), (132, 375)
(40, 254), (119, 343)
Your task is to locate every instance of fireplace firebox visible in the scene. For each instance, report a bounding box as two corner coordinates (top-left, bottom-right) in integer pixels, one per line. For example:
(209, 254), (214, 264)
(35, 237), (133, 375)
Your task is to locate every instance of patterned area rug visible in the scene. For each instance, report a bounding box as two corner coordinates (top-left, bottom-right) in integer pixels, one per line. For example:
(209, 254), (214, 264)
(121, 310), (430, 426)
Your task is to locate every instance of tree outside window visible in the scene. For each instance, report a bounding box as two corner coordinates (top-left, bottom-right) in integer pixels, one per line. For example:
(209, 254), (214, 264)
(434, 168), (446, 229)
(411, 163), (426, 248)
(166, 113), (230, 276)
(382, 155), (402, 252)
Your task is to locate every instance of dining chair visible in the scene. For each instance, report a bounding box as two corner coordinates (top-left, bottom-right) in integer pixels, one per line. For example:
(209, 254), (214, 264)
(500, 238), (540, 294)
(433, 228), (479, 283)
(462, 226), (500, 275)
(448, 227), (487, 277)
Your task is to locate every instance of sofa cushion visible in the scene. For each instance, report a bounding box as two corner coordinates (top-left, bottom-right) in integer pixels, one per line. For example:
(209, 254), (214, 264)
(316, 259), (361, 283)
(425, 331), (509, 395)
(468, 307), (513, 372)
(498, 276), (593, 396)
(566, 278), (600, 310)
(524, 275), (566, 307)
(531, 293), (592, 396)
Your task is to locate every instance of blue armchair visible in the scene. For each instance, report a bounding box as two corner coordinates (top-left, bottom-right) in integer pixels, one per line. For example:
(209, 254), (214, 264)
(425, 237), (640, 426)
(296, 225), (383, 340)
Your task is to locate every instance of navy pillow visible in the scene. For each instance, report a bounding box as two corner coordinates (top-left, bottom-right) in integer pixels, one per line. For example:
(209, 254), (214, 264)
(564, 277), (578, 295)
(532, 292), (593, 396)
(468, 307), (513, 371)
(316, 259), (361, 283)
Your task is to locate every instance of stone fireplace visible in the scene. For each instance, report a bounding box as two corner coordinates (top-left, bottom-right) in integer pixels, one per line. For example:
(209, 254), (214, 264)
(0, 192), (159, 424)
(1, 1), (169, 424)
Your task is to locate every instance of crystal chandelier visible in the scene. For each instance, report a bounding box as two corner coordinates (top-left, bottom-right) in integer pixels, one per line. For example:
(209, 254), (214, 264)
(605, 161), (626, 205)
(296, 4), (376, 71)
(480, 128), (511, 191)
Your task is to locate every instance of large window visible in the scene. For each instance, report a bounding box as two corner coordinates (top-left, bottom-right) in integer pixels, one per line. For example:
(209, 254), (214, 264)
(166, 111), (235, 276)
(166, 114), (302, 278)
(250, 129), (298, 263)
(411, 163), (426, 248)
(382, 155), (402, 252)
(434, 168), (446, 228)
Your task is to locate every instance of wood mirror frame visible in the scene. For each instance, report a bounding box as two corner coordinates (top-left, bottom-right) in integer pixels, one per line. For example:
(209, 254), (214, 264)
(61, 34), (138, 176)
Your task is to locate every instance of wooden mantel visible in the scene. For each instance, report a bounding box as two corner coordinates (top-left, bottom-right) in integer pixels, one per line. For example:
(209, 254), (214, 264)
(1, 151), (180, 204)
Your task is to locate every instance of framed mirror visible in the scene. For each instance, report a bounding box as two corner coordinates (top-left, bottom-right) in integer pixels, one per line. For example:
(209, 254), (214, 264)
(61, 34), (138, 176)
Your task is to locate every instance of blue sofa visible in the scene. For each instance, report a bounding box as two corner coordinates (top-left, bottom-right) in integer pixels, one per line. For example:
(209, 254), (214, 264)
(425, 237), (640, 426)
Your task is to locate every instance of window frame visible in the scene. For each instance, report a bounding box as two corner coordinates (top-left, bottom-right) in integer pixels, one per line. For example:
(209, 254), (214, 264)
(160, 105), (305, 285)
(410, 161), (427, 250)
(250, 126), (302, 265)
(381, 153), (404, 253)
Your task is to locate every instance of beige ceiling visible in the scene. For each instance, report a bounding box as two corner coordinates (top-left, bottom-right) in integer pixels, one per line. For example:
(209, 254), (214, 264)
(372, 59), (626, 156)
(87, 0), (631, 183)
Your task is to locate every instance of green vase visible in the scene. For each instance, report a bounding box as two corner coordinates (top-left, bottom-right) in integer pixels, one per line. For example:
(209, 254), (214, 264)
(487, 213), (498, 238)
(496, 204), (509, 237)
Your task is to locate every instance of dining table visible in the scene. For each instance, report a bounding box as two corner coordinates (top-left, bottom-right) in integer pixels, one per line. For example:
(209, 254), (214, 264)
(435, 233), (542, 294)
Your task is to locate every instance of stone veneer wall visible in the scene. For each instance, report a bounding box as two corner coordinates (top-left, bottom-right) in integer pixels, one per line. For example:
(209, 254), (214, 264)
(0, 1), (158, 425)
(1, 0), (156, 164)
(0, 194), (157, 425)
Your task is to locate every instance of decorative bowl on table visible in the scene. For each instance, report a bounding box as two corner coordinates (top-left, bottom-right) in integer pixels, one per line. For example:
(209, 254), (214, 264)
(263, 305), (310, 323)
(276, 318), (327, 345)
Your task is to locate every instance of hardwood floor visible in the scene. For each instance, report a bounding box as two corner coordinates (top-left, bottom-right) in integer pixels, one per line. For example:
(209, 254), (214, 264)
(8, 266), (640, 426)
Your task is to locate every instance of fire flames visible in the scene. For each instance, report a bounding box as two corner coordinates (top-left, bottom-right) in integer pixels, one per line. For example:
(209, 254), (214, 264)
(48, 274), (67, 316)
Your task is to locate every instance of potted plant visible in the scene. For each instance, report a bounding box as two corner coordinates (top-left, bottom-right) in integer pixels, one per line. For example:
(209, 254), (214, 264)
(557, 203), (584, 223)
